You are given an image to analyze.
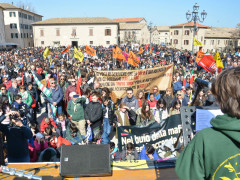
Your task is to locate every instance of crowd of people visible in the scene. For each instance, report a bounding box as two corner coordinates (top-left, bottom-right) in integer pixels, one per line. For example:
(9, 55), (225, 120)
(0, 44), (238, 163)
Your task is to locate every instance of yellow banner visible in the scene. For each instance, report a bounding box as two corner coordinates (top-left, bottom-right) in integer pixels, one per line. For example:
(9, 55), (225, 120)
(213, 50), (224, 69)
(95, 64), (173, 98)
(193, 37), (204, 46)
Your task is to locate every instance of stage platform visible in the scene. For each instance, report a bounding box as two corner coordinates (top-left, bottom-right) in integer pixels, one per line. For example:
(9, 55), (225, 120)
(0, 160), (178, 180)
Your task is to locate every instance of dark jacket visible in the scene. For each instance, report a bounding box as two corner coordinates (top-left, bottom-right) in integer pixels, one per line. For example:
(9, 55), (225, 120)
(46, 85), (63, 105)
(0, 115), (32, 159)
(84, 101), (103, 129)
(102, 100), (115, 125)
(27, 87), (39, 103)
(121, 149), (139, 161)
(163, 95), (173, 111)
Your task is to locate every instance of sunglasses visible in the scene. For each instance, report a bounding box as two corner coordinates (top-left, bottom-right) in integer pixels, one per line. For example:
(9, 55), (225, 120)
(20, 88), (25, 90)
(177, 94), (181, 96)
(60, 78), (64, 80)
(1, 88), (6, 90)
(51, 82), (55, 84)
(71, 81), (76, 83)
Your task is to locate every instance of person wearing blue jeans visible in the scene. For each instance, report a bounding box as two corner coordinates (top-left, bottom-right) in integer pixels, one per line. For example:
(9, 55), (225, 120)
(65, 123), (85, 145)
(101, 96), (115, 144)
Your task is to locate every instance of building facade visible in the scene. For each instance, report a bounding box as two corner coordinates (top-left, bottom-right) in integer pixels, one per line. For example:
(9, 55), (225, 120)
(32, 17), (119, 47)
(151, 26), (170, 45)
(0, 6), (6, 45)
(114, 17), (150, 45)
(0, 3), (42, 48)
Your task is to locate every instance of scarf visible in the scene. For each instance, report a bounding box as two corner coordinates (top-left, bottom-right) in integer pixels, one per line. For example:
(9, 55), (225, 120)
(19, 91), (28, 101)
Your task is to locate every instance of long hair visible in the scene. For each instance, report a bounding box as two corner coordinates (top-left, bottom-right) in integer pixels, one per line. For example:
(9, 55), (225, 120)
(164, 87), (173, 98)
(156, 98), (167, 110)
(141, 101), (152, 120)
(171, 100), (182, 110)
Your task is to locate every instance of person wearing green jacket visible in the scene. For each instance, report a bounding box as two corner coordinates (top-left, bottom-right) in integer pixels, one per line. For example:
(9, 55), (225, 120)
(136, 101), (155, 126)
(18, 85), (33, 107)
(65, 123), (84, 145)
(176, 67), (240, 180)
(67, 92), (86, 136)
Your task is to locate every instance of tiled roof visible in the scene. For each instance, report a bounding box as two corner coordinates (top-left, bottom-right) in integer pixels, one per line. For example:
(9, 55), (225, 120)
(171, 22), (209, 28)
(32, 17), (119, 25)
(0, 3), (42, 17)
(205, 27), (236, 38)
(114, 17), (144, 23)
(119, 23), (146, 30)
(156, 26), (170, 31)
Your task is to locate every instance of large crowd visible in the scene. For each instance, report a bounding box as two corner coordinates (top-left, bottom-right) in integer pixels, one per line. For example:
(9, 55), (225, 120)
(0, 44), (239, 163)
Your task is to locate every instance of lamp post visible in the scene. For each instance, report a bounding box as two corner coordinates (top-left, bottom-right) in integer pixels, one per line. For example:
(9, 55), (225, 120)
(148, 21), (152, 48)
(186, 3), (207, 54)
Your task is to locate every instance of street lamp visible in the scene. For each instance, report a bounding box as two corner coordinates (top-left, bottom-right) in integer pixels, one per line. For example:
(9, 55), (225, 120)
(148, 21), (152, 47)
(186, 3), (207, 54)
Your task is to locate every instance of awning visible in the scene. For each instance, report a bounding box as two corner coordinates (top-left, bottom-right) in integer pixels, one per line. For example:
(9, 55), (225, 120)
(0, 42), (19, 46)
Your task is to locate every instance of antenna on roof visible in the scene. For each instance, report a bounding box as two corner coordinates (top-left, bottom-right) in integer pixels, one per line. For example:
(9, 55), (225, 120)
(12, 2), (13, 5)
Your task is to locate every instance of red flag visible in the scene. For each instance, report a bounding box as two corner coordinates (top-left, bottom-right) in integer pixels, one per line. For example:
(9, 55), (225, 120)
(61, 45), (69, 54)
(198, 55), (217, 74)
(76, 69), (82, 95)
(145, 44), (149, 50)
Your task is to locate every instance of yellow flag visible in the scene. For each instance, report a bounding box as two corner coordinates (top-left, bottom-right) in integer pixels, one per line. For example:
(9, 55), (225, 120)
(49, 56), (53, 65)
(43, 47), (50, 60)
(74, 47), (84, 62)
(193, 37), (204, 46)
(213, 50), (224, 69)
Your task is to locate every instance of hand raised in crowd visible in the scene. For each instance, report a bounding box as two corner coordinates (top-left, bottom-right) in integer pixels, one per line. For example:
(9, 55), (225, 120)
(53, 102), (57, 106)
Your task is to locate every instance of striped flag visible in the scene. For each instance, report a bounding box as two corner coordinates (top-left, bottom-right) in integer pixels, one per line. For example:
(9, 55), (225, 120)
(31, 70), (57, 116)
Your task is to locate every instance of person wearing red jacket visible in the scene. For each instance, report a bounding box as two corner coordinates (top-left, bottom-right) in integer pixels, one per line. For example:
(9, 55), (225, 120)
(146, 93), (157, 108)
(40, 117), (58, 133)
(48, 135), (71, 149)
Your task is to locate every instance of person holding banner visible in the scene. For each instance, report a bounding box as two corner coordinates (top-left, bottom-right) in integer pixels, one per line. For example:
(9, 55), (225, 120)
(176, 67), (240, 180)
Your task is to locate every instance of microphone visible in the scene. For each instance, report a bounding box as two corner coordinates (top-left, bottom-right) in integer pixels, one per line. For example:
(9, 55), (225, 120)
(195, 78), (212, 89)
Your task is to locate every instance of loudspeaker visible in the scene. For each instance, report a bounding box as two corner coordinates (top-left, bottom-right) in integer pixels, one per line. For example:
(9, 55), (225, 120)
(60, 144), (111, 177)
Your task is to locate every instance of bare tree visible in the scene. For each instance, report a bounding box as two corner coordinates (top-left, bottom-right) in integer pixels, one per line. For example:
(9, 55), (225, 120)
(16, 1), (36, 13)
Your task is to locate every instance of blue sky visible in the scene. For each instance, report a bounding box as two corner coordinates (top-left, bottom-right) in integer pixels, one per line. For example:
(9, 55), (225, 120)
(3, 0), (240, 28)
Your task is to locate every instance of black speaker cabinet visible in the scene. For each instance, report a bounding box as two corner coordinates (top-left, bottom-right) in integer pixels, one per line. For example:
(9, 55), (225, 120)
(60, 144), (111, 177)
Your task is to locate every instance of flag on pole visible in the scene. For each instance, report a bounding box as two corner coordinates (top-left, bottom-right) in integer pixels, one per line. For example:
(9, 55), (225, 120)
(128, 51), (139, 67)
(31, 70), (57, 116)
(195, 49), (205, 63)
(193, 37), (204, 46)
(198, 54), (217, 74)
(74, 47), (84, 62)
(213, 50), (224, 69)
(116, 46), (126, 61)
(138, 47), (144, 54)
(43, 47), (50, 60)
(145, 44), (149, 50)
(76, 69), (82, 95)
(61, 45), (69, 54)
(86, 45), (96, 56)
(49, 56), (53, 65)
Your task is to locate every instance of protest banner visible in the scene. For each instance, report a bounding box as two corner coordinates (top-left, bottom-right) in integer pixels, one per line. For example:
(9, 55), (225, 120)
(94, 64), (173, 98)
(117, 114), (183, 153)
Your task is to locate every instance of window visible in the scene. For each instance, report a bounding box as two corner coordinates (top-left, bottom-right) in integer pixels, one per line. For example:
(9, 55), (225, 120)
(184, 40), (189, 45)
(24, 33), (26, 38)
(124, 31), (127, 38)
(171, 32), (172, 35)
(19, 12), (22, 17)
(9, 12), (16, 17)
(25, 25), (28, 29)
(27, 33), (28, 38)
(20, 24), (23, 29)
(211, 40), (214, 45)
(40, 29), (44, 37)
(218, 40), (220, 45)
(174, 30), (179, 35)
(89, 29), (93, 36)
(23, 14), (27, 19)
(90, 41), (93, 45)
(105, 29), (111, 36)
(10, 23), (17, 29)
(173, 39), (178, 44)
(106, 41), (110, 44)
(21, 33), (22, 38)
(28, 15), (33, 20)
(204, 40), (206, 45)
(11, 33), (14, 38)
(56, 29), (60, 36)
(29, 25), (32, 30)
(41, 41), (44, 45)
(15, 33), (18, 38)
(165, 33), (168, 35)
(10, 24), (12, 29)
(185, 30), (190, 35)
(71, 29), (76, 36)
(201, 36), (203, 41)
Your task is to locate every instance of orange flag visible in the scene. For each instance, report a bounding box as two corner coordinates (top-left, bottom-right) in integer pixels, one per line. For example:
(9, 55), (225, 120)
(128, 51), (138, 67)
(61, 45), (69, 54)
(195, 50), (205, 63)
(112, 47), (117, 58)
(116, 46), (126, 61)
(138, 47), (144, 54)
(126, 47), (128, 52)
(86, 45), (96, 56)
